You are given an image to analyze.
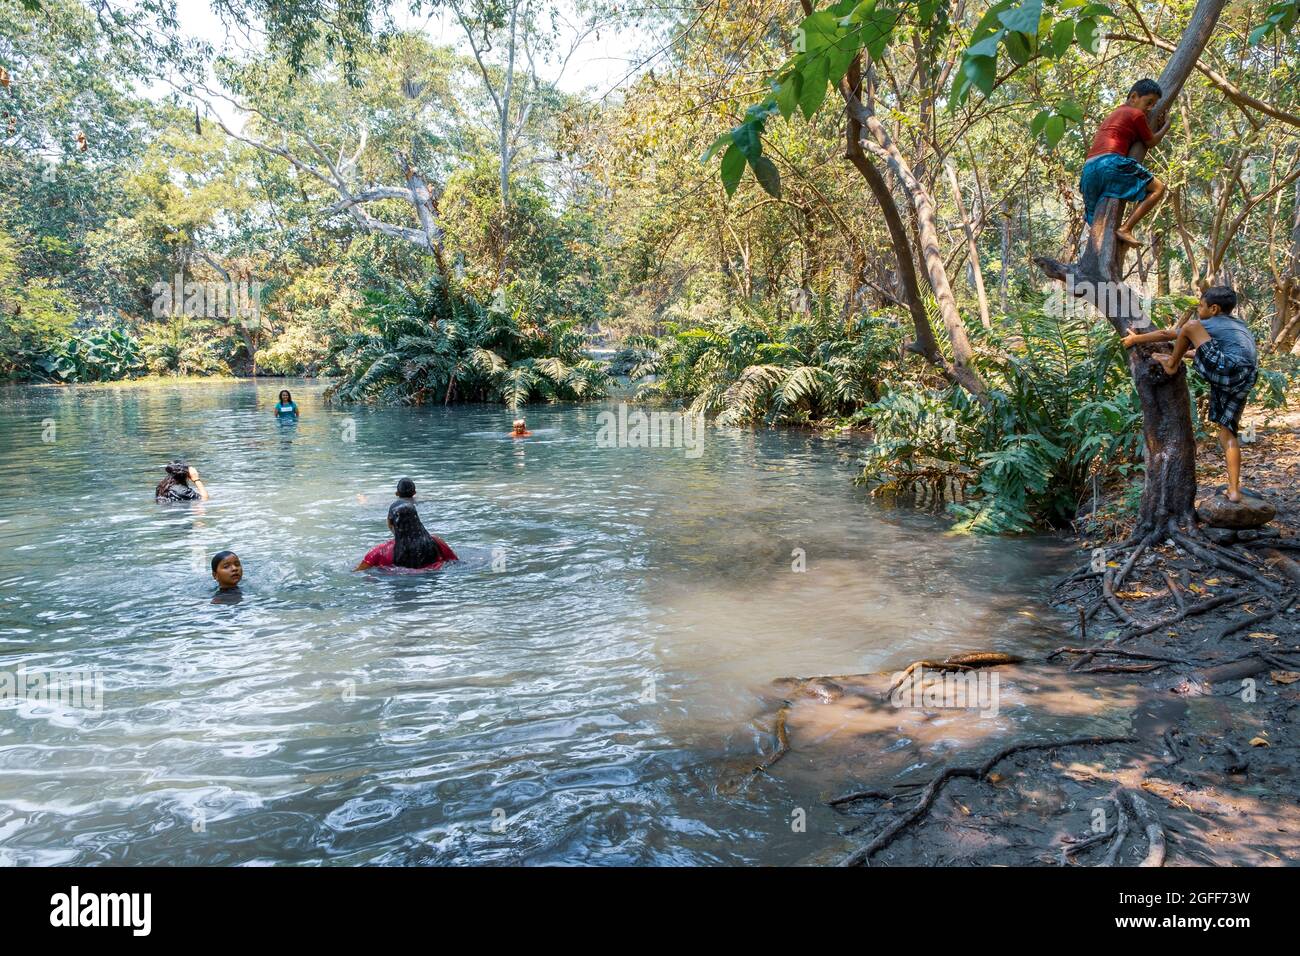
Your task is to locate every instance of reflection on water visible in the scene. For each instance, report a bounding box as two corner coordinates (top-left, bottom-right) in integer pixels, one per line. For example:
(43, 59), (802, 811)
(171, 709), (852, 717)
(0, 380), (1075, 865)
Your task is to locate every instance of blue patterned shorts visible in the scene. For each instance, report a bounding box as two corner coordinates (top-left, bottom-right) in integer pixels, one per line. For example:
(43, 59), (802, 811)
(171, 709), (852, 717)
(1193, 339), (1257, 435)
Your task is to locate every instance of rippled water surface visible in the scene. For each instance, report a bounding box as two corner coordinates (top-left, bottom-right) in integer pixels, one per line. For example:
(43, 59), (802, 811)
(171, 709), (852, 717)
(0, 379), (1075, 865)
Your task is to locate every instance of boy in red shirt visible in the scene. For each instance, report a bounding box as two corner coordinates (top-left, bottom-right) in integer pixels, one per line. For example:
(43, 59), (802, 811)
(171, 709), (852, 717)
(1080, 79), (1171, 246)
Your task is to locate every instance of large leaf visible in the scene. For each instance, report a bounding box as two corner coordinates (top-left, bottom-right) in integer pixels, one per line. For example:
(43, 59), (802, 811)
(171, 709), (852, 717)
(1050, 19), (1074, 57)
(799, 55), (830, 119)
(721, 144), (746, 196)
(750, 155), (782, 198)
(997, 0), (1043, 35)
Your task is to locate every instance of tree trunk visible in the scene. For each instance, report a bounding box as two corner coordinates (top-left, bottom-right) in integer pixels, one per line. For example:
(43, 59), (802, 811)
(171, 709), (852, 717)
(845, 82), (985, 398)
(1000, 197), (1011, 314)
(1036, 0), (1227, 537)
(945, 161), (991, 329)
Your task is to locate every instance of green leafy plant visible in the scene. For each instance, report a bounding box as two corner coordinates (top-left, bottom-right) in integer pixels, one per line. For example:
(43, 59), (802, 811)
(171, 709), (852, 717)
(327, 276), (611, 408)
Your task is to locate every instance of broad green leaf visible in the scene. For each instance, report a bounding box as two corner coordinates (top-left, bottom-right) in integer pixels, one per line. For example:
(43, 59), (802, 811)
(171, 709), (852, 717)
(799, 55), (830, 119)
(861, 8), (898, 58)
(1044, 114), (1066, 147)
(1031, 109), (1050, 135)
(800, 11), (840, 52)
(721, 144), (745, 196)
(997, 0), (1043, 36)
(1004, 30), (1031, 64)
(1051, 19), (1074, 57)
(848, 0), (878, 23)
(1057, 99), (1083, 122)
(1078, 3), (1113, 16)
(732, 122), (762, 161)
(776, 72), (802, 120)
(701, 132), (732, 164)
(947, 70), (972, 111)
(750, 155), (782, 198)
(827, 26), (861, 85)
(966, 31), (1004, 58)
(1076, 17), (1100, 54)
(963, 54), (997, 96)
(971, 0), (1015, 43)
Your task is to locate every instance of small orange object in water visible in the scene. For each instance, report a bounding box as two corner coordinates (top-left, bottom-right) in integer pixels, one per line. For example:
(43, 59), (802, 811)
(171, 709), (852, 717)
(76, 130), (87, 151)
(0, 66), (9, 89)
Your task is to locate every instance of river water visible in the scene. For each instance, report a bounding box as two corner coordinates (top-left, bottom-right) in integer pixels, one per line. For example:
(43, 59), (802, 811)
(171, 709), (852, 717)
(0, 379), (1077, 865)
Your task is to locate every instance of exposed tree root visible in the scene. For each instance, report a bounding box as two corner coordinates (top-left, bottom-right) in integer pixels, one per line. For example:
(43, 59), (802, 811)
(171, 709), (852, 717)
(1219, 594), (1298, 639)
(755, 705), (790, 773)
(827, 788), (899, 808)
(1054, 517), (1293, 645)
(1048, 646), (1191, 672)
(835, 735), (1134, 867)
(882, 651), (1024, 697)
(1124, 790), (1167, 867)
(1098, 793), (1130, 867)
(1120, 589), (1247, 641)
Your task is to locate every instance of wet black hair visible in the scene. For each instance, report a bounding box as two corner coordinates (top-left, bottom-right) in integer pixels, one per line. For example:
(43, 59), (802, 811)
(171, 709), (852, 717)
(387, 500), (437, 568)
(164, 460), (191, 481)
(1130, 78), (1162, 99)
(278, 390), (293, 403)
(396, 477), (416, 498)
(211, 550), (237, 573)
(1202, 285), (1237, 315)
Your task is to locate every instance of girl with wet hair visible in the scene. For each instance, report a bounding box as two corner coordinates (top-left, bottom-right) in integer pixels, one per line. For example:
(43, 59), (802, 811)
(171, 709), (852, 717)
(355, 500), (457, 571)
(155, 461), (209, 502)
(274, 389), (299, 419)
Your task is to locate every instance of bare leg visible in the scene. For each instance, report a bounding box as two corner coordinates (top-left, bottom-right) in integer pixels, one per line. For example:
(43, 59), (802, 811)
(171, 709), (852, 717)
(1116, 178), (1166, 246)
(1220, 426), (1242, 502)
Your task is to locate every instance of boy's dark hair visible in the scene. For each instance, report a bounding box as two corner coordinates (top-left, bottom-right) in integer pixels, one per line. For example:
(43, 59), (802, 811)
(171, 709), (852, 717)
(396, 477), (416, 498)
(211, 550), (236, 573)
(1130, 78), (1162, 99)
(1202, 285), (1237, 315)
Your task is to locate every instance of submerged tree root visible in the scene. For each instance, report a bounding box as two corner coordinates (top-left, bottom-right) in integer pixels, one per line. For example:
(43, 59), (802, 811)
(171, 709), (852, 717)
(835, 735), (1134, 867)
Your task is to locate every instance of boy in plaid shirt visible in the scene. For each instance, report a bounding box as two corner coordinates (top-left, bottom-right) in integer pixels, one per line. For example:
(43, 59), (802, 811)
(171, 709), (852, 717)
(1123, 286), (1259, 502)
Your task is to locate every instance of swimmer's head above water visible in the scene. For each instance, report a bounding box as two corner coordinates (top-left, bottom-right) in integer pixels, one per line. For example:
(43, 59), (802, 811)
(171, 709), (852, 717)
(387, 499), (438, 568)
(211, 550), (242, 590)
(395, 477), (416, 499)
(511, 419), (530, 437)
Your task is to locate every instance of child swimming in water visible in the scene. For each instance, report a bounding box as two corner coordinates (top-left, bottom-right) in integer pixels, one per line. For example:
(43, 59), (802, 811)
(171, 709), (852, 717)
(211, 550), (243, 590)
(155, 461), (209, 502)
(354, 500), (458, 571)
(274, 390), (299, 419)
(510, 419), (531, 438)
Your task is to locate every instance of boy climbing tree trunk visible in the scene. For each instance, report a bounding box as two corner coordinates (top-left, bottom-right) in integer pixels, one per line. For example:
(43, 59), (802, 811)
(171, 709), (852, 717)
(1036, 0), (1227, 543)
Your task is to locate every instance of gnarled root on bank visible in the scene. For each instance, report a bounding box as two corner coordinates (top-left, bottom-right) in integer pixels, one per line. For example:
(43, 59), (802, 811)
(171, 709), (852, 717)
(1058, 788), (1165, 867)
(834, 735), (1135, 867)
(1055, 514), (1295, 643)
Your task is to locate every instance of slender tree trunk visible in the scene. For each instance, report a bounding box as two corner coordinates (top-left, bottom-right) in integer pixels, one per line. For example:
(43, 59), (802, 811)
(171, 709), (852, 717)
(845, 74), (984, 396)
(945, 162), (991, 329)
(999, 198), (1011, 314)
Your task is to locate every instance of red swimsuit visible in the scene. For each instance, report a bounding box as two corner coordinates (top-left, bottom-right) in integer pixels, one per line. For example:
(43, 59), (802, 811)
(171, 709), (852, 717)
(362, 536), (458, 570)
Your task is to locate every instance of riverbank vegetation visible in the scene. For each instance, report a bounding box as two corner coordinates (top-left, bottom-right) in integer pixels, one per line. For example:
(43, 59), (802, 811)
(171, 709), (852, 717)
(4, 0), (1300, 530)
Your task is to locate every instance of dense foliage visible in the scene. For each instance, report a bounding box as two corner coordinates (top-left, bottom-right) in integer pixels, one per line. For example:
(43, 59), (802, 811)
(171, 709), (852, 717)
(5, 0), (1300, 528)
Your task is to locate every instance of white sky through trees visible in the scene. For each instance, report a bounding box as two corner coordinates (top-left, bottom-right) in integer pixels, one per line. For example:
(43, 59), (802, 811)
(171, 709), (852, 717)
(162, 0), (654, 132)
